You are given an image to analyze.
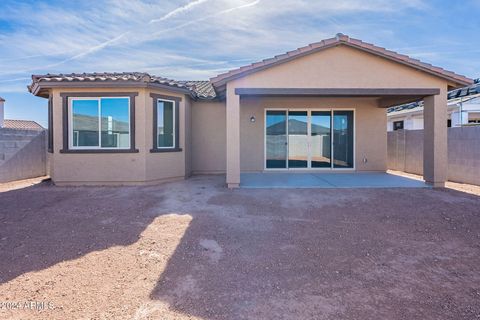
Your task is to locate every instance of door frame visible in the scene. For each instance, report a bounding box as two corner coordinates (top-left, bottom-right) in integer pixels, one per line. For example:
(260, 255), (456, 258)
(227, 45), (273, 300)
(264, 108), (356, 171)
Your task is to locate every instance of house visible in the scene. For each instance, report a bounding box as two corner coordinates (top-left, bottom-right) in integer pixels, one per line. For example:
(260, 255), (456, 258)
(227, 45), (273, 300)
(0, 97), (44, 130)
(28, 34), (473, 187)
(387, 79), (480, 131)
(2, 119), (44, 130)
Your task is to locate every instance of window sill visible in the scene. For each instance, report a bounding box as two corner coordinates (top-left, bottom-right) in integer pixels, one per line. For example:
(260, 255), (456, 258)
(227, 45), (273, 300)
(150, 147), (183, 153)
(60, 149), (139, 154)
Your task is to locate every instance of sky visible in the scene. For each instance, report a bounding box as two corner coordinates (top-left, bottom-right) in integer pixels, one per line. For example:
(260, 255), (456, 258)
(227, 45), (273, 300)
(0, 0), (479, 128)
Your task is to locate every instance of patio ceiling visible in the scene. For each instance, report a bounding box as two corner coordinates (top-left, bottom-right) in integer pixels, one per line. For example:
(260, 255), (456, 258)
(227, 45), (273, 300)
(234, 87), (441, 108)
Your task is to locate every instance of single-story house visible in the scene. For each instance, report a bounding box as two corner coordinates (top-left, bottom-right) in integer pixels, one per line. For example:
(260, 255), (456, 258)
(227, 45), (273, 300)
(387, 79), (480, 131)
(28, 34), (473, 187)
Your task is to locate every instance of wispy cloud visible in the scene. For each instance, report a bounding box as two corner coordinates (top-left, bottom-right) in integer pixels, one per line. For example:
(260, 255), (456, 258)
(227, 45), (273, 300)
(0, 0), (478, 96)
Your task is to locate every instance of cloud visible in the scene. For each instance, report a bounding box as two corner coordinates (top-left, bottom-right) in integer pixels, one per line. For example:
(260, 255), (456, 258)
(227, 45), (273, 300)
(1, 0), (477, 95)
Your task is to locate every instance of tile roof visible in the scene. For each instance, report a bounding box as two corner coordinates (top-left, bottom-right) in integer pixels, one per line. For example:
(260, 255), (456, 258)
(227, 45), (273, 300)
(388, 79), (480, 114)
(178, 80), (216, 99)
(3, 119), (44, 130)
(29, 72), (217, 100)
(210, 33), (473, 87)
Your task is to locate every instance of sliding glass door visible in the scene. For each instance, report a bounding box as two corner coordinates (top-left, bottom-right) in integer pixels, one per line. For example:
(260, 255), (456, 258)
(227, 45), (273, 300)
(311, 111), (331, 168)
(333, 111), (354, 168)
(288, 111), (308, 168)
(266, 110), (287, 168)
(265, 109), (354, 169)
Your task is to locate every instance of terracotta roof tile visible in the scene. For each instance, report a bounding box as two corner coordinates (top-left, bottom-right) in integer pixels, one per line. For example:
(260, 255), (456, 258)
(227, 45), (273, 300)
(29, 72), (217, 99)
(3, 119), (44, 130)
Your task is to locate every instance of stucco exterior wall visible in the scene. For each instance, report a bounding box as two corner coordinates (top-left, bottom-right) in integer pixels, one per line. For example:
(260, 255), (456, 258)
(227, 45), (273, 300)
(144, 89), (188, 184)
(49, 87), (189, 185)
(191, 101), (226, 174)
(228, 45), (449, 90)
(239, 97), (387, 172)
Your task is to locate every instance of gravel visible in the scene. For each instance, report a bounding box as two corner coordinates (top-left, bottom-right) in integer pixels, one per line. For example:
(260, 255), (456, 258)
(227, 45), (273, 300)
(0, 175), (479, 319)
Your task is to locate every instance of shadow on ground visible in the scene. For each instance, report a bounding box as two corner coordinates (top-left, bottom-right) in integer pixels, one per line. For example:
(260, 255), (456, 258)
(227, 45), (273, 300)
(0, 181), (159, 284)
(149, 180), (480, 320)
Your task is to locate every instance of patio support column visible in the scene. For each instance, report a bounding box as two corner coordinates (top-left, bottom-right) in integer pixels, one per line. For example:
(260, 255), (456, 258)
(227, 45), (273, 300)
(423, 87), (448, 187)
(226, 85), (240, 188)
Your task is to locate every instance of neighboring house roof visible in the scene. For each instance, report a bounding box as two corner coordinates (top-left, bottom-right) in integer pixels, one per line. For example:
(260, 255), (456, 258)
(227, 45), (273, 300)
(3, 119), (44, 130)
(210, 33), (473, 88)
(28, 72), (217, 100)
(388, 79), (480, 115)
(0, 97), (5, 102)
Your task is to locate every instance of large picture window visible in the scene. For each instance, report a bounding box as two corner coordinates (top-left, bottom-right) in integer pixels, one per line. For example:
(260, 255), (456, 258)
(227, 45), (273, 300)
(150, 93), (181, 152)
(69, 97), (130, 149)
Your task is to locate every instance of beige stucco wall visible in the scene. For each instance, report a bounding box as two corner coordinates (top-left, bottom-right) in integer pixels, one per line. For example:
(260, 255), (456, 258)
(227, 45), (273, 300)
(228, 45), (449, 89)
(239, 97), (387, 172)
(49, 87), (189, 185)
(144, 89), (188, 184)
(191, 101), (226, 174)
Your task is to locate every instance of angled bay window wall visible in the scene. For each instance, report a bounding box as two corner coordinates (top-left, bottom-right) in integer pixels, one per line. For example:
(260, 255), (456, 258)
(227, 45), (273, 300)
(150, 93), (181, 152)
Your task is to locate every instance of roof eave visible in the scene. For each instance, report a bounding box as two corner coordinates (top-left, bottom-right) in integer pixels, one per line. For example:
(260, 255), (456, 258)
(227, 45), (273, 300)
(29, 80), (194, 98)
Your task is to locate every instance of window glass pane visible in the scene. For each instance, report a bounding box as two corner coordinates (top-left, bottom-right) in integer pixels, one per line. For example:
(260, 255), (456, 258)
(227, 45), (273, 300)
(266, 110), (287, 168)
(311, 111), (331, 168)
(157, 100), (174, 148)
(100, 98), (130, 148)
(72, 99), (99, 147)
(288, 111), (308, 168)
(333, 111), (354, 168)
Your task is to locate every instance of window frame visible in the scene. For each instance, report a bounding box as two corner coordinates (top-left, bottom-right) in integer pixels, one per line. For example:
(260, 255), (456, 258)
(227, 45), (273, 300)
(150, 93), (182, 153)
(60, 92), (138, 154)
(47, 94), (54, 153)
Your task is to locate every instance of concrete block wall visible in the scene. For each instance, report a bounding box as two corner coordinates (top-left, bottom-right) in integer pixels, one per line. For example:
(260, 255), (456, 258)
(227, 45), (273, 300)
(388, 126), (480, 186)
(0, 128), (46, 183)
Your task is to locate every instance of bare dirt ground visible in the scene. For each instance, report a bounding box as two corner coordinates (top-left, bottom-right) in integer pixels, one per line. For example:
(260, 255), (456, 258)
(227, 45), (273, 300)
(388, 170), (480, 196)
(0, 175), (479, 320)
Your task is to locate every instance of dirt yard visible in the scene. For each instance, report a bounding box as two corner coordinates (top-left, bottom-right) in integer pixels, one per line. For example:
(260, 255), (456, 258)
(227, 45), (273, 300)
(0, 175), (479, 320)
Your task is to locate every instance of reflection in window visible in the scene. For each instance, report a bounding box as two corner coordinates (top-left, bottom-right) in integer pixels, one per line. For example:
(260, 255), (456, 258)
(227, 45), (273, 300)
(71, 98), (130, 149)
(311, 111), (331, 168)
(333, 111), (354, 168)
(157, 100), (175, 148)
(266, 110), (287, 168)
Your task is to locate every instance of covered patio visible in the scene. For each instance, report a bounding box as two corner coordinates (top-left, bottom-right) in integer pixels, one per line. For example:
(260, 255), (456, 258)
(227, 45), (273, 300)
(209, 35), (473, 188)
(240, 172), (427, 188)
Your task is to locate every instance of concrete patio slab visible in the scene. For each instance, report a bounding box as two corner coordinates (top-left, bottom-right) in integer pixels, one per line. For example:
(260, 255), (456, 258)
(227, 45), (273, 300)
(241, 172), (428, 188)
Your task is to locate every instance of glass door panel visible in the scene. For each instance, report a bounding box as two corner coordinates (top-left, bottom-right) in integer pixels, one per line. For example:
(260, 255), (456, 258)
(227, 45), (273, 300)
(288, 111), (308, 168)
(266, 110), (287, 168)
(333, 111), (354, 168)
(311, 111), (331, 168)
